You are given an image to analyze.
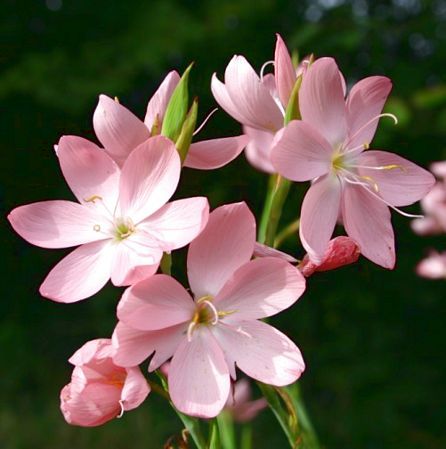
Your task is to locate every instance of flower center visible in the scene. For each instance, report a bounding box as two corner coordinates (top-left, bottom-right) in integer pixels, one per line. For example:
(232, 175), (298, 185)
(114, 217), (135, 241)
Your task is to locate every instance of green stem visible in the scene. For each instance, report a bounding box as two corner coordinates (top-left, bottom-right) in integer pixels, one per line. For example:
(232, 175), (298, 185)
(240, 425), (253, 449)
(274, 219), (300, 248)
(217, 411), (236, 449)
(209, 419), (221, 449)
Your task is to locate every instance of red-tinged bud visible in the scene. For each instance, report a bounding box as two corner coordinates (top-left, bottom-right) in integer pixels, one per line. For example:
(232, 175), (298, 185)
(299, 236), (360, 277)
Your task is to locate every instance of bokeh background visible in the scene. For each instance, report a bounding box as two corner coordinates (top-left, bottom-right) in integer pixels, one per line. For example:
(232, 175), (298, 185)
(1, 0), (445, 448)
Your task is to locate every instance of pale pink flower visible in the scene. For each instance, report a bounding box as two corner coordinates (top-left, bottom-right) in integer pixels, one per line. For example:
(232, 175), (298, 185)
(113, 202), (306, 418)
(271, 57), (435, 269)
(94, 71), (247, 169)
(211, 34), (308, 173)
(224, 379), (267, 422)
(8, 136), (209, 303)
(416, 251), (446, 279)
(60, 339), (149, 427)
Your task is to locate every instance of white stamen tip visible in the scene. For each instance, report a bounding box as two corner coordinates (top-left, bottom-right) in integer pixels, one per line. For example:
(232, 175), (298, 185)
(193, 108), (219, 136)
(117, 400), (125, 419)
(260, 60), (274, 80)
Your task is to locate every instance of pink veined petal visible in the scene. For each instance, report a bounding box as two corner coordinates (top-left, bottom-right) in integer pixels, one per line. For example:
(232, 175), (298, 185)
(39, 240), (113, 302)
(215, 257), (305, 321)
(253, 242), (297, 263)
(112, 321), (186, 369)
(110, 233), (163, 287)
(138, 197), (209, 252)
(358, 150), (435, 207)
(187, 202), (256, 298)
(271, 121), (332, 182)
(211, 74), (250, 125)
(57, 135), (120, 210)
(144, 71), (180, 130)
(69, 339), (114, 366)
(184, 136), (248, 170)
(274, 33), (296, 108)
(299, 175), (342, 264)
(118, 136), (181, 223)
(345, 76), (392, 149)
(243, 126), (276, 173)
(169, 327), (230, 418)
(117, 274), (194, 331)
(120, 367), (151, 411)
(224, 56), (283, 131)
(299, 57), (347, 147)
(8, 200), (111, 249)
(214, 320), (305, 386)
(93, 95), (150, 166)
(342, 183), (395, 269)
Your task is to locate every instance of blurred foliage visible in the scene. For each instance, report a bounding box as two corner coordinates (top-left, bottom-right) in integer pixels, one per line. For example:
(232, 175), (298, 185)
(1, 0), (446, 448)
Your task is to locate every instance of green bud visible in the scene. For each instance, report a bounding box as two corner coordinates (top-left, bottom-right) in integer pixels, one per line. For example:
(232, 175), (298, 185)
(161, 63), (194, 141)
(176, 98), (198, 164)
(284, 74), (302, 125)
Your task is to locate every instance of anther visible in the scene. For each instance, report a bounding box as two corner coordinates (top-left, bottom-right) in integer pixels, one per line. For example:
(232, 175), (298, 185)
(84, 195), (103, 203)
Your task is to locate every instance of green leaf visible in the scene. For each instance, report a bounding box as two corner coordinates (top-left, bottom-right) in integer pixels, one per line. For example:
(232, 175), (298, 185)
(161, 63), (194, 141)
(216, 411), (236, 449)
(176, 98), (199, 163)
(284, 74), (302, 125)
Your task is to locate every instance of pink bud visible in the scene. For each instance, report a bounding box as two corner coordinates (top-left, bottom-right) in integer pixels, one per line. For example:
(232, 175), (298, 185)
(60, 339), (150, 427)
(299, 236), (360, 277)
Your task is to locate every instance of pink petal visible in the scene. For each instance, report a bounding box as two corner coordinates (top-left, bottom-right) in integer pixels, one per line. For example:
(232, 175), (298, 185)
(274, 34), (296, 108)
(8, 201), (109, 249)
(112, 321), (185, 369)
(138, 197), (209, 252)
(184, 136), (248, 170)
(117, 274), (194, 331)
(144, 71), (180, 130)
(121, 367), (151, 411)
(39, 240), (113, 302)
(271, 121), (332, 182)
(430, 161), (446, 179)
(346, 76), (392, 148)
(211, 74), (249, 125)
(224, 56), (283, 131)
(110, 234), (162, 286)
(253, 242), (297, 263)
(411, 217), (443, 236)
(342, 184), (395, 269)
(93, 95), (150, 166)
(243, 126), (276, 173)
(169, 328), (230, 418)
(358, 150), (435, 207)
(118, 136), (181, 223)
(187, 202), (256, 298)
(57, 135), (120, 210)
(416, 252), (446, 279)
(299, 57), (347, 147)
(214, 320), (305, 386)
(299, 175), (342, 264)
(69, 339), (114, 366)
(215, 257), (305, 320)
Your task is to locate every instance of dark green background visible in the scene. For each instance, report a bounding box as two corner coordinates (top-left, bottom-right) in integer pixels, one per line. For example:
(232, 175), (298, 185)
(1, 0), (445, 448)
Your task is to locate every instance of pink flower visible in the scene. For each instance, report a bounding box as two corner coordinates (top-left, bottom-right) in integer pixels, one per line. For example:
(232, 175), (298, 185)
(94, 71), (247, 169)
(113, 202), (306, 418)
(60, 339), (149, 427)
(271, 57), (435, 269)
(416, 251), (446, 279)
(212, 34), (307, 173)
(224, 379), (267, 422)
(8, 136), (209, 302)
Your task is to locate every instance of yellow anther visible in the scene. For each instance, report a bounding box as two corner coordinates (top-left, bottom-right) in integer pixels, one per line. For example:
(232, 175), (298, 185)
(114, 96), (120, 103)
(218, 310), (236, 318)
(363, 142), (370, 150)
(151, 114), (160, 136)
(360, 175), (379, 192)
(84, 194), (103, 203)
(382, 164), (406, 172)
(196, 295), (214, 305)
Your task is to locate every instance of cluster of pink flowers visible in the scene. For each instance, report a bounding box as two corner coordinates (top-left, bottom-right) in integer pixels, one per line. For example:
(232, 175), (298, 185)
(8, 33), (434, 432)
(412, 161), (446, 279)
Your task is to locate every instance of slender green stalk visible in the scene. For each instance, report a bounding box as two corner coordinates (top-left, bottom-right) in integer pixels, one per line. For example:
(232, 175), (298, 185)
(209, 419), (221, 449)
(274, 219), (300, 248)
(217, 411), (236, 449)
(240, 426), (253, 449)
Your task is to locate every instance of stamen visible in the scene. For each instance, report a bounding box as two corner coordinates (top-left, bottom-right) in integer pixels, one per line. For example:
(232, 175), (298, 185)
(193, 108), (219, 136)
(260, 60), (274, 80)
(340, 142), (370, 156)
(84, 195), (103, 203)
(114, 96), (120, 104)
(117, 400), (125, 418)
(349, 164), (406, 172)
(202, 300), (219, 325)
(187, 321), (196, 342)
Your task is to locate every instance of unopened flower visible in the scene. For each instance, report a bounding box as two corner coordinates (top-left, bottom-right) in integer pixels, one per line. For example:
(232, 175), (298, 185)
(271, 57), (435, 269)
(212, 34), (309, 173)
(113, 202), (306, 418)
(8, 136), (209, 302)
(416, 251), (446, 279)
(224, 379), (267, 422)
(94, 72), (247, 169)
(60, 339), (149, 427)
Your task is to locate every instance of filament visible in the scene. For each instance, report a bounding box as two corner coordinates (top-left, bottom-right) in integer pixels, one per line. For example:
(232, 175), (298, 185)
(193, 108), (219, 136)
(260, 60), (274, 80)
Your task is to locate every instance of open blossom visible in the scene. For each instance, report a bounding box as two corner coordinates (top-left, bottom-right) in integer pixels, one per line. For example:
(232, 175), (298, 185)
(211, 34), (307, 173)
(113, 202), (306, 418)
(271, 57), (435, 269)
(60, 339), (149, 427)
(8, 136), (209, 302)
(411, 162), (446, 235)
(416, 251), (446, 279)
(94, 71), (248, 169)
